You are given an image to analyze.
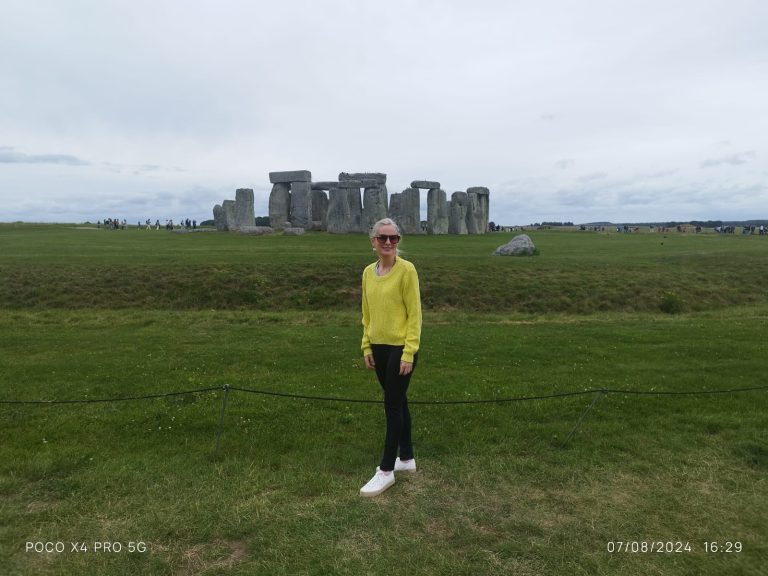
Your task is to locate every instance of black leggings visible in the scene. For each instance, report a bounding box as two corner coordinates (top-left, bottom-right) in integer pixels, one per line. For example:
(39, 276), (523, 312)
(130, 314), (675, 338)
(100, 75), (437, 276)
(371, 344), (417, 472)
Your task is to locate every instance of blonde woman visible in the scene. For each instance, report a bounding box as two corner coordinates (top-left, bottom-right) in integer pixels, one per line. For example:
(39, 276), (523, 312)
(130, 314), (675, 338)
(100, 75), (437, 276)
(359, 218), (422, 497)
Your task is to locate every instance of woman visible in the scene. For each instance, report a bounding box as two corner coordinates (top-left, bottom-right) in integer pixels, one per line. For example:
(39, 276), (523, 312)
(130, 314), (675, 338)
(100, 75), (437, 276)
(359, 218), (422, 497)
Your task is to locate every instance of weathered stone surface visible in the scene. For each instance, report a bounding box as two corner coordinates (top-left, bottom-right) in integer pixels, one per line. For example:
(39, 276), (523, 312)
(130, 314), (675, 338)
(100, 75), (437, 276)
(339, 172), (386, 184)
(269, 183), (291, 230)
(347, 188), (363, 233)
(427, 188), (449, 234)
(310, 190), (328, 231)
(495, 234), (536, 256)
(362, 185), (388, 233)
(449, 196), (468, 235)
(311, 181), (339, 190)
(338, 180), (363, 189)
(234, 188), (255, 229)
(289, 181), (312, 229)
(327, 188), (351, 234)
(468, 187), (490, 233)
(399, 188), (422, 234)
(451, 191), (469, 207)
(222, 200), (237, 231)
(411, 180), (441, 189)
(269, 170), (311, 183)
(283, 227), (305, 236)
(466, 192), (482, 234)
(213, 204), (226, 231)
(238, 226), (275, 235)
(388, 193), (402, 229)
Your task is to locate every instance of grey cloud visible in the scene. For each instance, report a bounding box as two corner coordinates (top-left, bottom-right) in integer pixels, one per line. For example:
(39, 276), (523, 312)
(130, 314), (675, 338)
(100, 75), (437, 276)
(0, 146), (89, 166)
(555, 159), (575, 170)
(576, 172), (608, 183)
(700, 151), (756, 168)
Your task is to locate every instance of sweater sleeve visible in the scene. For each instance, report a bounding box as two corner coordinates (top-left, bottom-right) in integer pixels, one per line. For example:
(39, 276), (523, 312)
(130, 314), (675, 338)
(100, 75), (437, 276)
(401, 265), (422, 363)
(361, 269), (372, 357)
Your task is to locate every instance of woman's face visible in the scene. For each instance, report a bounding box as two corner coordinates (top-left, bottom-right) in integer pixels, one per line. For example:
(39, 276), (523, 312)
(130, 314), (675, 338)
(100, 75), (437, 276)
(371, 223), (399, 259)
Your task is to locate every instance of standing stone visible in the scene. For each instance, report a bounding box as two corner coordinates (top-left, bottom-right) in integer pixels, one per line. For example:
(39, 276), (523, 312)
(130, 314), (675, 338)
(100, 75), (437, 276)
(427, 188), (449, 235)
(234, 188), (255, 229)
(269, 183), (291, 230)
(466, 192), (482, 234)
(327, 188), (351, 234)
(289, 181), (312, 229)
(467, 187), (490, 233)
(269, 170), (311, 183)
(362, 185), (388, 234)
(222, 200), (237, 231)
(310, 189), (328, 231)
(213, 204), (226, 231)
(389, 193), (403, 229)
(399, 188), (421, 235)
(449, 192), (468, 235)
(339, 180), (363, 233)
(347, 187), (363, 233)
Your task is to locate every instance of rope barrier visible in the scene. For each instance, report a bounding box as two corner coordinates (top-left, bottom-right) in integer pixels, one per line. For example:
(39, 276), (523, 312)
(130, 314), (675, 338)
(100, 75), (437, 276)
(3, 383), (766, 454)
(0, 386), (220, 405)
(1, 384), (766, 406)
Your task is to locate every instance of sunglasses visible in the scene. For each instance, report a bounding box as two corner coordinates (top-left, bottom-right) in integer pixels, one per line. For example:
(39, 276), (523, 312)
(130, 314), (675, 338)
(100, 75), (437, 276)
(375, 234), (401, 244)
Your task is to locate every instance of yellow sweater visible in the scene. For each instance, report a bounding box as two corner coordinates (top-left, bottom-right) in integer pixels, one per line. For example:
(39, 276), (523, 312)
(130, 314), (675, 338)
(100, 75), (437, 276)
(361, 257), (422, 363)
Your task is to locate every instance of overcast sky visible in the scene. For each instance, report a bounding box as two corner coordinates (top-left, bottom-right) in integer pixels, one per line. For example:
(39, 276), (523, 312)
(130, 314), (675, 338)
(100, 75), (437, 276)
(1, 0), (766, 225)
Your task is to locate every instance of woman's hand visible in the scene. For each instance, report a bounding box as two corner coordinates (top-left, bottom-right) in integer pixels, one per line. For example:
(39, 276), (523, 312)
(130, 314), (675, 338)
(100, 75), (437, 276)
(399, 360), (413, 375)
(364, 355), (376, 370)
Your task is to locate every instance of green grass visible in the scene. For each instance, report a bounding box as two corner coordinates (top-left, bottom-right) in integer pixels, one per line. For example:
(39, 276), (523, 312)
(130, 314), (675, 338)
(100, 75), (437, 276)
(1, 224), (767, 575)
(1, 223), (767, 312)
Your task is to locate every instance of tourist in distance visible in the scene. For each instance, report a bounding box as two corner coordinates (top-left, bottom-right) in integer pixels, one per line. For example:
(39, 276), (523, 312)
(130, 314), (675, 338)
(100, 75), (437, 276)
(359, 218), (422, 497)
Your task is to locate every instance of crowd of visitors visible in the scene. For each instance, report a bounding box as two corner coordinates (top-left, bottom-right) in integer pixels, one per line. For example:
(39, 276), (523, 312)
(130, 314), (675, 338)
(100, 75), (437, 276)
(97, 218), (197, 230)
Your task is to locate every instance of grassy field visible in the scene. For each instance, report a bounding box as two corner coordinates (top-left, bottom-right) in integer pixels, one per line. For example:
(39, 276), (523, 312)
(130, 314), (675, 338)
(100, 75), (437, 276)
(1, 224), (767, 575)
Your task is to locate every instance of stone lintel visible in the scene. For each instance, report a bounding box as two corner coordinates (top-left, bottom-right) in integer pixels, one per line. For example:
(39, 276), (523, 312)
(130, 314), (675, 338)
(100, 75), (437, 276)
(411, 180), (440, 189)
(311, 181), (339, 190)
(466, 186), (490, 195)
(269, 170), (312, 184)
(338, 180), (363, 189)
(339, 172), (387, 184)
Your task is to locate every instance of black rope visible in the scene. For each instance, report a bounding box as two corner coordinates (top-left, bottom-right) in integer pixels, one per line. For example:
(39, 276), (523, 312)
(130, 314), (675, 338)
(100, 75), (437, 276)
(0, 386), (221, 405)
(1, 384), (766, 407)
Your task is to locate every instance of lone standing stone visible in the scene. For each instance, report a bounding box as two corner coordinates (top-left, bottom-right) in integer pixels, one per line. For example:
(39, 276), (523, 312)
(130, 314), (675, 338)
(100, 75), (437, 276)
(494, 234), (536, 256)
(234, 188), (255, 229)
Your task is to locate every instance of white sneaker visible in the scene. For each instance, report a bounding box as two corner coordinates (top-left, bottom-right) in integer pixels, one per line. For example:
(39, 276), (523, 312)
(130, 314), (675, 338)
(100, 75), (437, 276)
(394, 457), (416, 472)
(360, 467), (395, 497)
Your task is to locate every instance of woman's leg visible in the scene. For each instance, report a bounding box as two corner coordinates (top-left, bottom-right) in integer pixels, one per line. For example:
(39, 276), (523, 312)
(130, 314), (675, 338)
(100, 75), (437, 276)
(371, 345), (416, 472)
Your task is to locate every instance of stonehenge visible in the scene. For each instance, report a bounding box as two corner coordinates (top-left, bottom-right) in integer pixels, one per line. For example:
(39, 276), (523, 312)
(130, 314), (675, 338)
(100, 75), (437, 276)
(214, 170), (490, 235)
